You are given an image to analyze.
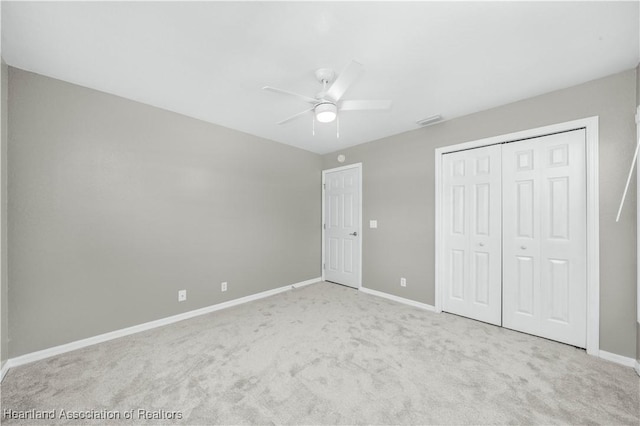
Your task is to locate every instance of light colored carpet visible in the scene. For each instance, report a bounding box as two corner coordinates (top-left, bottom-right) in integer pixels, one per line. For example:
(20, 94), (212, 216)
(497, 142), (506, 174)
(1, 281), (638, 425)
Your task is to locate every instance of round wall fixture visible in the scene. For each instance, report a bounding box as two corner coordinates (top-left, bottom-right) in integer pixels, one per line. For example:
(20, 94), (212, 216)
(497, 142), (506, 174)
(337, 154), (346, 163)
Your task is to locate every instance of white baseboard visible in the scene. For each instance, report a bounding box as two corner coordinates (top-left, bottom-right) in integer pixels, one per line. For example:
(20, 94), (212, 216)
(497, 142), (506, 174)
(0, 277), (321, 381)
(0, 360), (8, 382)
(635, 360), (640, 377)
(598, 350), (637, 368)
(291, 278), (318, 289)
(359, 286), (436, 312)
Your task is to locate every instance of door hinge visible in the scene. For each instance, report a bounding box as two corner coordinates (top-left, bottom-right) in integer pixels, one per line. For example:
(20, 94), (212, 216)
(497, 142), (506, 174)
(323, 263), (325, 269)
(323, 223), (326, 230)
(323, 183), (326, 189)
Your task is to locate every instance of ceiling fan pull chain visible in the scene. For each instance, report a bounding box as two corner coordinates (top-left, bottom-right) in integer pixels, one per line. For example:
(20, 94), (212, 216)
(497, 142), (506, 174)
(337, 115), (340, 139)
(312, 114), (316, 136)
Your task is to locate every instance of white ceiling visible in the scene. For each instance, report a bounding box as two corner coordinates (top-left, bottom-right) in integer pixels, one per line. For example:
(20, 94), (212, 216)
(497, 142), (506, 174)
(3, 1), (639, 154)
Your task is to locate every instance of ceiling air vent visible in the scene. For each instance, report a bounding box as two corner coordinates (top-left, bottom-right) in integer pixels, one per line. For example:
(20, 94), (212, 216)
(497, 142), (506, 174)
(416, 115), (442, 126)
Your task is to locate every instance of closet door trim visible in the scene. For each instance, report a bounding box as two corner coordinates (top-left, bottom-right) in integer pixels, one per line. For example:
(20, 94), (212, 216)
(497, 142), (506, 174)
(434, 116), (599, 356)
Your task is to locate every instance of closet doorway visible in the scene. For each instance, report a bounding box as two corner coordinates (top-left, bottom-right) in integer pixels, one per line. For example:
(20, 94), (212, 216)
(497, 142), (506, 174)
(435, 118), (599, 355)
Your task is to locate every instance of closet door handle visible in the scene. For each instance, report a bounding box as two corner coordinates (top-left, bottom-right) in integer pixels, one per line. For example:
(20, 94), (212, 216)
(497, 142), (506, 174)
(520, 245), (527, 250)
(479, 242), (485, 247)
(350, 232), (358, 237)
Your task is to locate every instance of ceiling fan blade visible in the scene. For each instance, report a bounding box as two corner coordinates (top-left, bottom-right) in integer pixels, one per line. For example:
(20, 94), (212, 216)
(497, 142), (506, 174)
(277, 108), (314, 125)
(340, 100), (392, 111)
(325, 60), (364, 102)
(263, 86), (318, 104)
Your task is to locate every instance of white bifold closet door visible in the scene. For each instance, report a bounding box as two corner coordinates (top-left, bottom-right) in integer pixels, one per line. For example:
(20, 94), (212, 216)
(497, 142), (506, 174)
(442, 144), (502, 326)
(502, 129), (587, 348)
(441, 129), (587, 348)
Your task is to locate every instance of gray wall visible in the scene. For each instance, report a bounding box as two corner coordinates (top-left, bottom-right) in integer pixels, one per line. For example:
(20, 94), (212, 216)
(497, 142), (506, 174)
(1, 60), (7, 367)
(323, 68), (638, 358)
(8, 67), (322, 357)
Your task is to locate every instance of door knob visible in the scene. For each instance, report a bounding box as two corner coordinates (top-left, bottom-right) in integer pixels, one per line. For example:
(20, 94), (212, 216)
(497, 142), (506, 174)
(521, 245), (527, 250)
(479, 242), (485, 247)
(350, 232), (358, 237)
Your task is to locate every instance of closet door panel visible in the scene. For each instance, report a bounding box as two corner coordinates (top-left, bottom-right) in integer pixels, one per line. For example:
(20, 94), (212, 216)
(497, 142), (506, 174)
(503, 130), (587, 348)
(503, 145), (541, 328)
(442, 145), (502, 325)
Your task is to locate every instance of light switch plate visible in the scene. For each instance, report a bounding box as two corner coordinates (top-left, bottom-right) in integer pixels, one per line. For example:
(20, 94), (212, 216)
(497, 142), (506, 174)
(369, 220), (378, 228)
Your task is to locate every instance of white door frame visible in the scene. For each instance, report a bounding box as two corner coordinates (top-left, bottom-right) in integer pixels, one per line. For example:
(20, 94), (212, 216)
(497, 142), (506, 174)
(636, 106), (640, 324)
(435, 117), (600, 355)
(321, 163), (363, 288)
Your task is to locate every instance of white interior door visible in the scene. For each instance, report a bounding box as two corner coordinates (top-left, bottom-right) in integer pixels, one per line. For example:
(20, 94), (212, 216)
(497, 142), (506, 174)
(442, 145), (502, 325)
(502, 129), (587, 348)
(323, 165), (361, 288)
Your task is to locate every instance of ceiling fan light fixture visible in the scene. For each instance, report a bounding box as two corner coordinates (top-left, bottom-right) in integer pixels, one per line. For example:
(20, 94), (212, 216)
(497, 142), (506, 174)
(315, 102), (337, 123)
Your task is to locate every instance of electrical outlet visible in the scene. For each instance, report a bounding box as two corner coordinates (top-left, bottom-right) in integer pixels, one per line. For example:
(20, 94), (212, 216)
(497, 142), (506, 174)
(400, 277), (407, 287)
(221, 282), (228, 292)
(178, 289), (187, 302)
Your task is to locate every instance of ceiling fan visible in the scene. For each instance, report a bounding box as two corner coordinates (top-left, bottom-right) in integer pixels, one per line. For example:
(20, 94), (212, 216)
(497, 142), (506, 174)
(263, 60), (392, 135)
